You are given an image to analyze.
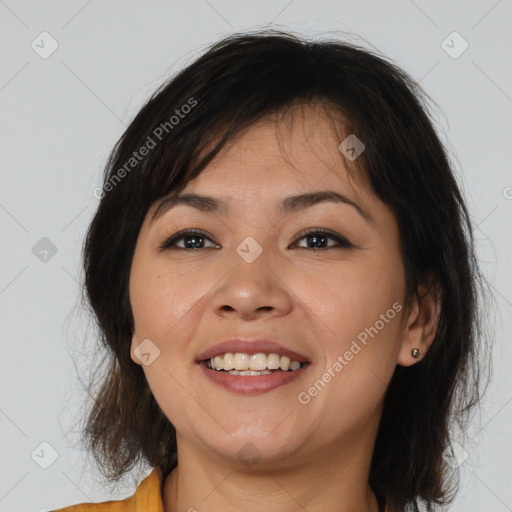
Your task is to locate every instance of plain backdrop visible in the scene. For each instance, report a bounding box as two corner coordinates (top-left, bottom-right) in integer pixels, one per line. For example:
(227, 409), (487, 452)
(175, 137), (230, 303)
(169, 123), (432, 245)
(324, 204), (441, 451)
(0, 1), (511, 511)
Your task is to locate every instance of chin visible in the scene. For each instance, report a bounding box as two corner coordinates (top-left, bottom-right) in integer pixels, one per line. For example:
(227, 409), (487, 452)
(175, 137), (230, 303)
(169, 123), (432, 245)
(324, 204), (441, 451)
(200, 430), (304, 468)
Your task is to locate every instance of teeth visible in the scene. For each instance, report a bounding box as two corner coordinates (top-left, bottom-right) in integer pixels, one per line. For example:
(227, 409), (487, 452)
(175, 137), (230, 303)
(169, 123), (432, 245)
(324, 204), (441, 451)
(289, 360), (301, 370)
(234, 352), (249, 370)
(267, 353), (280, 369)
(207, 352), (304, 373)
(223, 353), (235, 370)
(249, 353), (267, 370)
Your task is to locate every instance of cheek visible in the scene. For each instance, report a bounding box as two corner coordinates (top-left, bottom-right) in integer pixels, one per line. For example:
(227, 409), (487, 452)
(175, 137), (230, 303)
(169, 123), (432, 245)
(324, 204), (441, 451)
(130, 261), (207, 429)
(301, 262), (403, 416)
(130, 257), (204, 339)
(304, 259), (403, 343)
(301, 271), (402, 430)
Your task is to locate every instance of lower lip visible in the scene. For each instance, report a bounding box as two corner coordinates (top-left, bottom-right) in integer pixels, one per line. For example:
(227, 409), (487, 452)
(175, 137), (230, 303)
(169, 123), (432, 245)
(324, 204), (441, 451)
(198, 362), (310, 395)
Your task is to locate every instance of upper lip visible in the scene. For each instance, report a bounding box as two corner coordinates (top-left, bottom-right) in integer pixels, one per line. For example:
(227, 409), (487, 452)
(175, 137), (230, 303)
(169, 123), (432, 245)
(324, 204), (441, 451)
(196, 339), (311, 363)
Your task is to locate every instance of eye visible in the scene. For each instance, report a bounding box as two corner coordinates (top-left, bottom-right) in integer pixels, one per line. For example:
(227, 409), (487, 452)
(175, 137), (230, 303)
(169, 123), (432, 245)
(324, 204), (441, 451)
(158, 228), (353, 251)
(158, 229), (218, 251)
(291, 228), (353, 250)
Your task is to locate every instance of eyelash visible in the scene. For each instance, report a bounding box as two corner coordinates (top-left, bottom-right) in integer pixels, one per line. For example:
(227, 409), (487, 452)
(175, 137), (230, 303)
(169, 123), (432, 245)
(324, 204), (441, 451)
(158, 228), (353, 251)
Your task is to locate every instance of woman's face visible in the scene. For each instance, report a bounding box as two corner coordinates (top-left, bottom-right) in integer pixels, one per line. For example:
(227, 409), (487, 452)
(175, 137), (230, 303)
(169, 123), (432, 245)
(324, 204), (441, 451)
(129, 106), (411, 468)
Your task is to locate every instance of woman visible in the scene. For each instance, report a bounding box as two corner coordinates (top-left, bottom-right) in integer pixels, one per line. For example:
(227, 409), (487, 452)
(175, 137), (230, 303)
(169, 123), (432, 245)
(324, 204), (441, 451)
(52, 29), (491, 512)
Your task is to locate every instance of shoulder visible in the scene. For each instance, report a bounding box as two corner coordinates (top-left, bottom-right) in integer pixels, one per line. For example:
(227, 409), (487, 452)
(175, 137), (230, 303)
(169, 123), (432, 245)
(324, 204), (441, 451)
(50, 467), (164, 512)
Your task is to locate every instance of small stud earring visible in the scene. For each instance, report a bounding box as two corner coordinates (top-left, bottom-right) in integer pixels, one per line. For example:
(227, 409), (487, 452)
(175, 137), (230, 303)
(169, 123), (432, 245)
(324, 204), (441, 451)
(411, 348), (422, 359)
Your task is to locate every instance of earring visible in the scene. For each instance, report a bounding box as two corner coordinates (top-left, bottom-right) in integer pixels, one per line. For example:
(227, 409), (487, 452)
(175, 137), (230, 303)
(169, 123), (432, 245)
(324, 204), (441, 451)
(411, 348), (422, 359)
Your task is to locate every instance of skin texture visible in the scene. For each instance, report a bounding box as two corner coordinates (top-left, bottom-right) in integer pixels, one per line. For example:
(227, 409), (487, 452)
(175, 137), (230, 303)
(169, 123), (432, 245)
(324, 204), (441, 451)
(129, 104), (441, 512)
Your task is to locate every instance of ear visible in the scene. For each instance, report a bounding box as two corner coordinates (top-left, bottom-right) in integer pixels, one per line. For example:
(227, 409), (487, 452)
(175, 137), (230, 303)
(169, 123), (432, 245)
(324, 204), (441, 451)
(397, 274), (442, 367)
(130, 332), (143, 366)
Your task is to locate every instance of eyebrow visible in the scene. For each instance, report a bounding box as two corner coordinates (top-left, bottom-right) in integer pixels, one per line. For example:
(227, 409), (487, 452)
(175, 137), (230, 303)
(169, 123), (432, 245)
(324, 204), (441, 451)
(150, 190), (373, 225)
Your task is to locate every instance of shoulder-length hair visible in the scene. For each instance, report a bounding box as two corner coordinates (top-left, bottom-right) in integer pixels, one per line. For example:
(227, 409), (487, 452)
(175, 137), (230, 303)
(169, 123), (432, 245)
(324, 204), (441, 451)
(77, 29), (493, 512)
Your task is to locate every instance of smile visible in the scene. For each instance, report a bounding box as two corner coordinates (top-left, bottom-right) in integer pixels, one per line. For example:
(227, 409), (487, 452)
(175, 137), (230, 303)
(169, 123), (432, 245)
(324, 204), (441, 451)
(198, 352), (311, 394)
(205, 352), (305, 373)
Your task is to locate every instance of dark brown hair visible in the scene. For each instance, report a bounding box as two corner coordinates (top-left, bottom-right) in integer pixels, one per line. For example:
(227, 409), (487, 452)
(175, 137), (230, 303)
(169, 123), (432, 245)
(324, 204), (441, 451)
(75, 29), (493, 511)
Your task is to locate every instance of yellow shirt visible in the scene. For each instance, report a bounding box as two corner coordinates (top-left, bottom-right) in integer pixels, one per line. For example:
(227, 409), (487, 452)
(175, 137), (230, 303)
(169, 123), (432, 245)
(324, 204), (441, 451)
(51, 467), (164, 512)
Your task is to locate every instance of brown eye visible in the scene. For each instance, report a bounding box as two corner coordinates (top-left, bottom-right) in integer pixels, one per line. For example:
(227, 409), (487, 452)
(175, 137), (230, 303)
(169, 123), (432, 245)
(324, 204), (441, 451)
(159, 228), (353, 252)
(292, 228), (353, 250)
(159, 230), (218, 251)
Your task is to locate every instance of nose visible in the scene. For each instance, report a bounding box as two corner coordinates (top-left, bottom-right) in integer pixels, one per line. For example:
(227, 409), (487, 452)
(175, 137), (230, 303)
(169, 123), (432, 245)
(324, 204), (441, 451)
(210, 256), (293, 321)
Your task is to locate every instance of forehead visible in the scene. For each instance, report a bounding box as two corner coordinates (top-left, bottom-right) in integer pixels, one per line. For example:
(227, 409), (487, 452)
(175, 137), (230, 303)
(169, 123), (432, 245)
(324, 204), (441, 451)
(144, 104), (389, 231)
(187, 105), (365, 197)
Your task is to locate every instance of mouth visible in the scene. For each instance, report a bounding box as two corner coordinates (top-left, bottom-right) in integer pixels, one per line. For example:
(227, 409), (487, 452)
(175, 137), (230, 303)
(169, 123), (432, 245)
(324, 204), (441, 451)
(197, 352), (311, 395)
(199, 352), (309, 375)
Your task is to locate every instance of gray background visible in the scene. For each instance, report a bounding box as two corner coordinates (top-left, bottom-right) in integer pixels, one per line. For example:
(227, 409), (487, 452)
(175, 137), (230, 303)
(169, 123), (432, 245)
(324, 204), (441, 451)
(0, 1), (511, 511)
